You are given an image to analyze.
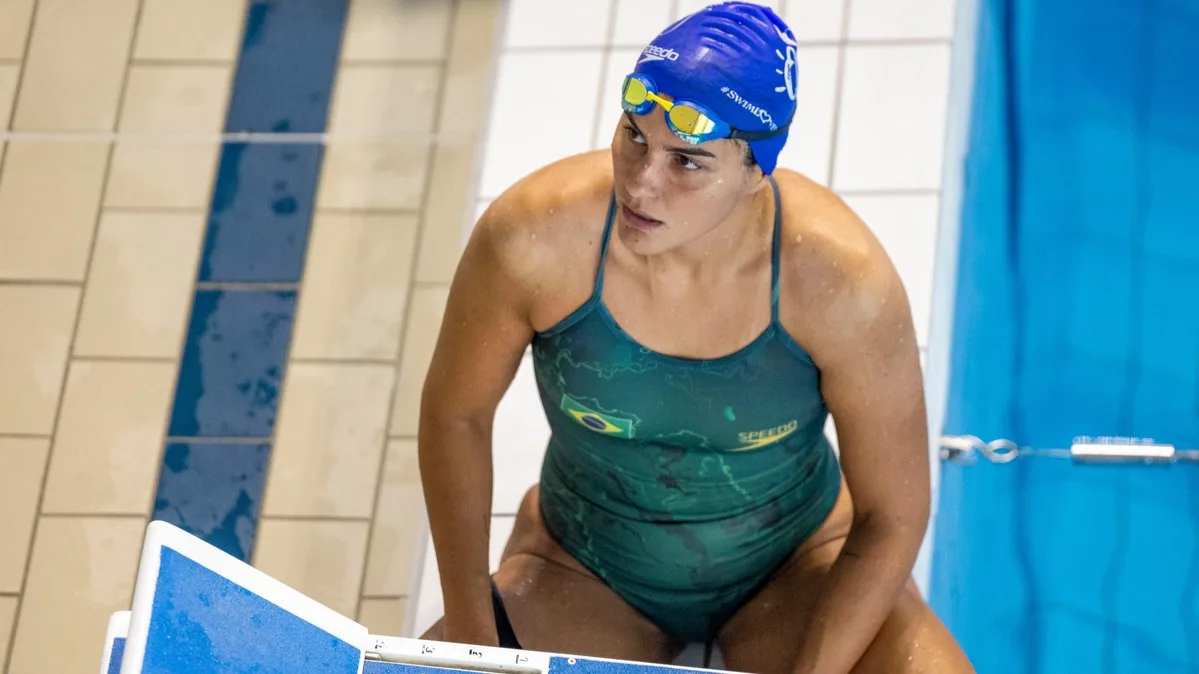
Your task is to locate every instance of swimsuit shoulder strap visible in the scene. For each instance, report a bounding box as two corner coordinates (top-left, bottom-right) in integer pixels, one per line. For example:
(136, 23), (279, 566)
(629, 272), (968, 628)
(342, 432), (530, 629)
(593, 193), (618, 300)
(769, 175), (783, 324)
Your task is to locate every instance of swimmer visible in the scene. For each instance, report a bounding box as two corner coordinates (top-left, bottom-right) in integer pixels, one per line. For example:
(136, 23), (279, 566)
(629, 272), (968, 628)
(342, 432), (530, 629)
(417, 3), (973, 672)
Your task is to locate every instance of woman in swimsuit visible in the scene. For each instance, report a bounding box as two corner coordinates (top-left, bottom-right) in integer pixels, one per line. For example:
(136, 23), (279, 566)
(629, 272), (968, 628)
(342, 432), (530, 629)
(418, 3), (973, 672)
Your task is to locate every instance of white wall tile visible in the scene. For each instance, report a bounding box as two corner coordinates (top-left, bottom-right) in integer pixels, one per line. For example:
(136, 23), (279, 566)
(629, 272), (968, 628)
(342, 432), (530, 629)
(676, 0), (779, 21)
(611, 0), (672, 47)
(503, 0), (612, 48)
(832, 45), (951, 191)
(492, 355), (550, 515)
(843, 193), (940, 346)
(479, 51), (605, 199)
(592, 48), (642, 150)
(413, 515), (517, 637)
(848, 0), (957, 40)
(774, 45), (840, 185)
(785, 0), (847, 42)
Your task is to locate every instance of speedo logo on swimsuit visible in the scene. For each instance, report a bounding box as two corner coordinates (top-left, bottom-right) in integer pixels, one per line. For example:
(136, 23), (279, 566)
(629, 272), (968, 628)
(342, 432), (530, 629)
(561, 394), (635, 439)
(733, 420), (799, 451)
(639, 44), (680, 63)
(720, 86), (777, 130)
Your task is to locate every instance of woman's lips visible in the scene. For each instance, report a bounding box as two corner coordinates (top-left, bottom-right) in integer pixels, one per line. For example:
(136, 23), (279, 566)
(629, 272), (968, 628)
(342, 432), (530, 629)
(621, 203), (663, 230)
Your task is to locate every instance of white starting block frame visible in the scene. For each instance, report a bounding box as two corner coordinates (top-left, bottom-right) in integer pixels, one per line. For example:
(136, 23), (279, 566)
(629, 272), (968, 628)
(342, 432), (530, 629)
(104, 520), (731, 674)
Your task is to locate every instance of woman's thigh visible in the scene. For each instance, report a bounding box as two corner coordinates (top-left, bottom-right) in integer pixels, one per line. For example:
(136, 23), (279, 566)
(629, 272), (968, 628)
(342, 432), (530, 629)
(422, 486), (680, 664)
(716, 486), (974, 673)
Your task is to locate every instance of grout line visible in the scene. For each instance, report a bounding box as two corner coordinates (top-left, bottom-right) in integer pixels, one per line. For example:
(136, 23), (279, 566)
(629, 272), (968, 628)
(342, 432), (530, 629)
(360, 594), (408, 601)
(670, 0), (681, 22)
(290, 357), (401, 367)
(131, 57), (238, 67)
(70, 354), (176, 363)
(193, 282), (300, 292)
(837, 187), (942, 197)
(824, 0), (855, 191)
(4, 2), (147, 669)
(0, 130), (474, 144)
(0, 279), (83, 287)
(261, 514), (373, 523)
(0, 433), (51, 440)
(507, 39), (953, 53)
(37, 512), (150, 520)
(164, 436), (272, 445)
(354, 0), (461, 620)
(316, 207), (423, 217)
(102, 205), (208, 214)
(340, 58), (446, 68)
(503, 44), (608, 55)
(587, 0), (620, 151)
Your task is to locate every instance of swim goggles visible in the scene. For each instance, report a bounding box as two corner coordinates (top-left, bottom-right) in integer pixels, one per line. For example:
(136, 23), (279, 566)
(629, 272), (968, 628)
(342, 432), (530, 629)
(620, 72), (790, 145)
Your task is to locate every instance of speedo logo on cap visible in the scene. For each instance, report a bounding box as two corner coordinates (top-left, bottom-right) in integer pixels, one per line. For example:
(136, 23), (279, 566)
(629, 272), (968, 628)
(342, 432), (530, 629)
(639, 44), (680, 63)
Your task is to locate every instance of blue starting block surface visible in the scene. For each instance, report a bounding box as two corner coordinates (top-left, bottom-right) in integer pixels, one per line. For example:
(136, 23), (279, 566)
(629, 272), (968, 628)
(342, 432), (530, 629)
(111, 520), (732, 674)
(119, 521), (368, 673)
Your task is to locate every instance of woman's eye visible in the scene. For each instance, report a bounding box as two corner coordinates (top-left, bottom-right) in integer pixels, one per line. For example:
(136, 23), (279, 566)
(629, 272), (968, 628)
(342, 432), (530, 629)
(625, 126), (646, 144)
(675, 154), (700, 171)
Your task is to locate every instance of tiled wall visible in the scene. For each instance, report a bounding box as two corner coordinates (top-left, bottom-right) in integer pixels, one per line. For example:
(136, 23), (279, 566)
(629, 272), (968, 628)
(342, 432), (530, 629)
(0, 0), (960, 668)
(413, 0), (960, 634)
(0, 1), (502, 671)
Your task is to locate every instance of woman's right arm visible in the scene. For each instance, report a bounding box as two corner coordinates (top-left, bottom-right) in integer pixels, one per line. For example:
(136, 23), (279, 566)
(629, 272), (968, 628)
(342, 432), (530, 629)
(417, 198), (539, 647)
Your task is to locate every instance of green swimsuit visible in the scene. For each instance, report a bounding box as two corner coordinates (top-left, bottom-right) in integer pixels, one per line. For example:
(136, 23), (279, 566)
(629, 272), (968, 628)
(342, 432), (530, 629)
(531, 177), (842, 643)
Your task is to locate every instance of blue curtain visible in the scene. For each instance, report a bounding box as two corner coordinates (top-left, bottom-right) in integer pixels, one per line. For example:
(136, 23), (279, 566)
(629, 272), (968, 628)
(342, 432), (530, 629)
(929, 0), (1199, 671)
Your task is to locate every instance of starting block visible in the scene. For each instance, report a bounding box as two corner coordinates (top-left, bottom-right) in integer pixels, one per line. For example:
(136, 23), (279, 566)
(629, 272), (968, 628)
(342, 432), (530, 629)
(102, 520), (730, 674)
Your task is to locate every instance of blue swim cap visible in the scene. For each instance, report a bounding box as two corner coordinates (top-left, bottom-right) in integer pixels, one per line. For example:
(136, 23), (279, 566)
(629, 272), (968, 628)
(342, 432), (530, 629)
(632, 2), (798, 174)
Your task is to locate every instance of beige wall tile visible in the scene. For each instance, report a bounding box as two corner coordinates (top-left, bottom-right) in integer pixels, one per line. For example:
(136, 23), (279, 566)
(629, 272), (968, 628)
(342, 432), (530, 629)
(414, 0), (501, 284)
(0, 286), (79, 435)
(0, 594), (15, 667)
(12, 0), (139, 131)
(0, 0), (35, 60)
(342, 0), (451, 61)
(263, 364), (395, 518)
(440, 0), (501, 136)
(317, 142), (432, 211)
(292, 213), (419, 360)
(363, 440), (423, 596)
(357, 597), (409, 638)
(134, 0), (246, 62)
(415, 144), (474, 284)
(41, 361), (175, 515)
(119, 65), (232, 132)
(253, 519), (369, 619)
(0, 141), (109, 281)
(105, 141), (221, 209)
(74, 212), (205, 358)
(0, 438), (48, 593)
(0, 64), (18, 128)
(328, 65), (440, 137)
(390, 286), (449, 436)
(7, 516), (144, 674)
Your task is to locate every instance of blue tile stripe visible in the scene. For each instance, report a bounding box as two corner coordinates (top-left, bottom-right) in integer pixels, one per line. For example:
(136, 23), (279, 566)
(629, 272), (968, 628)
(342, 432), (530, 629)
(153, 0), (350, 563)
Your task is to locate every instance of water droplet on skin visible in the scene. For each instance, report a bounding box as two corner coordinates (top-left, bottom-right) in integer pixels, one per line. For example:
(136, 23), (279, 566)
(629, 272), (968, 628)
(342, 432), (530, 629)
(794, 234), (803, 243)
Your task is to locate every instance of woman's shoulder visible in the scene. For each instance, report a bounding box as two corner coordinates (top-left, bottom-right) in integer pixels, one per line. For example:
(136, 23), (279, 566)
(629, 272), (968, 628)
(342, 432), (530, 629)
(770, 169), (910, 346)
(771, 168), (894, 292)
(475, 151), (614, 255)
(462, 151), (617, 321)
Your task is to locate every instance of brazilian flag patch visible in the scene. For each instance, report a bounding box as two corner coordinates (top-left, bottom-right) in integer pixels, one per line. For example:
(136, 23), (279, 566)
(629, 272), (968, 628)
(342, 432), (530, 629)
(560, 394), (635, 439)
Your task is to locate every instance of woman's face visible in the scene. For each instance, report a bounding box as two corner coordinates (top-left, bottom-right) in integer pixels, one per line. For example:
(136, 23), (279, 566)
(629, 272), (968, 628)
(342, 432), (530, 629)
(610, 108), (765, 257)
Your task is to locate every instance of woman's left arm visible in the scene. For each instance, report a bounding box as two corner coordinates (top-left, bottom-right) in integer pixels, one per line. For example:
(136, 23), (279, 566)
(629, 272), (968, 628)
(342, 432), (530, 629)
(791, 247), (932, 674)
